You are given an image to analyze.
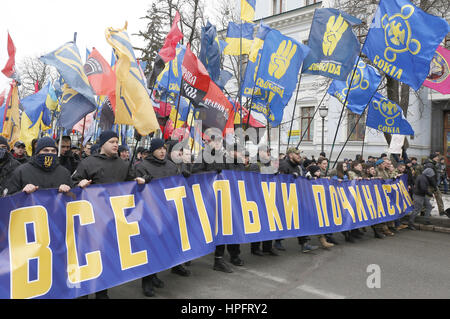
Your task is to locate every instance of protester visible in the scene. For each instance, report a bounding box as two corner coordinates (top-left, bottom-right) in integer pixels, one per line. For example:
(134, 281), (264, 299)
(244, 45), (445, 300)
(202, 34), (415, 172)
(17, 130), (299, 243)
(437, 157), (448, 194)
(408, 168), (436, 230)
(118, 144), (130, 161)
(59, 135), (80, 174)
(7, 137), (73, 195)
(279, 148), (320, 252)
(251, 145), (278, 257)
(11, 141), (29, 164)
(72, 130), (145, 299)
(82, 142), (92, 158)
(317, 157), (328, 177)
(0, 136), (21, 197)
(135, 138), (191, 297)
(424, 153), (445, 216)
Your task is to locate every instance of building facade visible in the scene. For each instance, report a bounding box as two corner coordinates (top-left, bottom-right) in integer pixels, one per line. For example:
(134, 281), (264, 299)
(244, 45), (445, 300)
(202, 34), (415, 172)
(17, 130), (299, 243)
(234, 0), (449, 164)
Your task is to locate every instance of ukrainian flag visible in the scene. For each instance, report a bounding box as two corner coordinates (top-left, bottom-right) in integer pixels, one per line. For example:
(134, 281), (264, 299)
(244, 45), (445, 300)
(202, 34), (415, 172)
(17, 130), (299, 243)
(223, 22), (255, 56)
(241, 0), (256, 23)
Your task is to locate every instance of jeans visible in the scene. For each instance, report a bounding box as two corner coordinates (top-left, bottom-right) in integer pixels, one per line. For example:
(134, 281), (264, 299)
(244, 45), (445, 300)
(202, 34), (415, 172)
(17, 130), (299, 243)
(439, 176), (448, 193)
(409, 194), (432, 224)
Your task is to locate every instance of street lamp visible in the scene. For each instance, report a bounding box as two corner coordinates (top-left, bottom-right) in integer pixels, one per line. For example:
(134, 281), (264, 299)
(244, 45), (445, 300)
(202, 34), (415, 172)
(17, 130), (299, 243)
(319, 105), (328, 154)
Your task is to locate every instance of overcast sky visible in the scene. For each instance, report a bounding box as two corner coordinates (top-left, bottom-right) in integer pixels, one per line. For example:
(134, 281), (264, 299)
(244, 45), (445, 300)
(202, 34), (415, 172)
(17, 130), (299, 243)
(0, 0), (167, 93)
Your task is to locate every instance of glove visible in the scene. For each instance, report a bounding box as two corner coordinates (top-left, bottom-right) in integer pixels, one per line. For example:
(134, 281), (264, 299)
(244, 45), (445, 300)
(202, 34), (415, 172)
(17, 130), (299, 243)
(292, 172), (299, 179)
(182, 170), (191, 178)
(216, 169), (222, 174)
(144, 175), (153, 184)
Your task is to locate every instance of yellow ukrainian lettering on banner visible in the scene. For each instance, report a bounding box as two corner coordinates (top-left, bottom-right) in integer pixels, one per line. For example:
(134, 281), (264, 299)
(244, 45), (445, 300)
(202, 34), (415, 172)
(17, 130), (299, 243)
(361, 185), (377, 220)
(348, 186), (369, 222)
(373, 185), (387, 218)
(261, 182), (284, 231)
(110, 195), (148, 270)
(192, 184), (213, 244)
(213, 180), (233, 236)
(337, 187), (356, 223)
(382, 185), (396, 216)
(238, 181), (261, 234)
(281, 183), (300, 230)
(66, 201), (102, 284)
(312, 185), (330, 227)
(398, 180), (413, 206)
(329, 186), (343, 226)
(165, 187), (192, 252)
(9, 206), (52, 299)
(391, 184), (403, 213)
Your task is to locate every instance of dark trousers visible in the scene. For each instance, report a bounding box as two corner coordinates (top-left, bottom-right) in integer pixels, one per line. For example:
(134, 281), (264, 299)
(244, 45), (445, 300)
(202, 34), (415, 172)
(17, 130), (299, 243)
(215, 244), (240, 258)
(297, 236), (310, 245)
(251, 240), (273, 252)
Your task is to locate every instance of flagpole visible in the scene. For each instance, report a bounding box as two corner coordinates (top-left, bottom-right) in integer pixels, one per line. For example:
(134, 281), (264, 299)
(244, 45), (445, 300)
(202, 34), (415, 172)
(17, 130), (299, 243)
(161, 68), (172, 139)
(325, 53), (362, 176)
(285, 72), (303, 153)
(173, 78), (184, 137)
(331, 81), (382, 169)
(360, 122), (367, 160)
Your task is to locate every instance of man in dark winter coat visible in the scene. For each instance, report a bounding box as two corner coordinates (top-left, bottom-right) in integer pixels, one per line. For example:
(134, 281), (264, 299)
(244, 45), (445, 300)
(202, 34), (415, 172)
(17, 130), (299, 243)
(408, 168), (436, 230)
(7, 137), (73, 195)
(58, 136), (80, 174)
(0, 136), (21, 197)
(72, 130), (145, 299)
(278, 148), (321, 253)
(423, 153), (445, 216)
(135, 138), (191, 297)
(11, 141), (29, 164)
(191, 136), (243, 273)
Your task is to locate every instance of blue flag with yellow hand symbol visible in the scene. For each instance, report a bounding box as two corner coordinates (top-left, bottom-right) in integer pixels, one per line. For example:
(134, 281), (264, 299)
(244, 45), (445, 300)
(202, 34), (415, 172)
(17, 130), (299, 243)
(241, 22), (272, 99)
(362, 0), (450, 91)
(250, 29), (310, 126)
(156, 44), (185, 105)
(40, 42), (96, 129)
(302, 8), (361, 81)
(327, 58), (382, 115)
(366, 92), (414, 135)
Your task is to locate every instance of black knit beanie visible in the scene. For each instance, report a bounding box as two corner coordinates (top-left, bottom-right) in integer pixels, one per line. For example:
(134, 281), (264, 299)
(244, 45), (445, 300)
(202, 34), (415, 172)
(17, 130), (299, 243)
(35, 137), (57, 154)
(99, 130), (119, 148)
(0, 136), (9, 151)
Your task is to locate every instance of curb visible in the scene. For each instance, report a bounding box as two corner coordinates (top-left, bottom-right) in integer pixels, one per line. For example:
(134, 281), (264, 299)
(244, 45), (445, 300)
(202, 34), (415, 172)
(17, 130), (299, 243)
(400, 216), (450, 234)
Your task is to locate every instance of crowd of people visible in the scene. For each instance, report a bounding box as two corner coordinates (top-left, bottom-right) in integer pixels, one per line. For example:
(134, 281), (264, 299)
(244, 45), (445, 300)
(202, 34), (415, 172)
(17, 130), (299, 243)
(0, 131), (448, 299)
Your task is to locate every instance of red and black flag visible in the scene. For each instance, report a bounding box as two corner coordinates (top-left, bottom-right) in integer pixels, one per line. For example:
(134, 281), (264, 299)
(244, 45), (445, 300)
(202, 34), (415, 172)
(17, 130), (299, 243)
(148, 11), (184, 89)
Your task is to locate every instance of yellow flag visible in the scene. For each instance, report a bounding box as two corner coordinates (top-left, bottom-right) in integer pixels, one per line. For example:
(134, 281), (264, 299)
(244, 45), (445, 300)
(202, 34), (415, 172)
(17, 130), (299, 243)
(19, 112), (42, 156)
(1, 82), (20, 148)
(105, 23), (159, 136)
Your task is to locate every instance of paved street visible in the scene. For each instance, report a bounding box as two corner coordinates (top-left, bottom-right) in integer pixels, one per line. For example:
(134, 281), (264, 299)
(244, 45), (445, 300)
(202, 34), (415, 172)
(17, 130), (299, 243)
(105, 228), (450, 299)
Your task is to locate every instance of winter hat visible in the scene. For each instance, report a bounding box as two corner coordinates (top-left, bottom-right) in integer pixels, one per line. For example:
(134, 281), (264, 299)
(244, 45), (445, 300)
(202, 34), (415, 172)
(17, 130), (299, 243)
(149, 138), (166, 154)
(375, 159), (384, 166)
(308, 165), (321, 176)
(35, 137), (57, 154)
(98, 130), (118, 148)
(0, 136), (10, 151)
(118, 145), (129, 153)
(423, 167), (435, 178)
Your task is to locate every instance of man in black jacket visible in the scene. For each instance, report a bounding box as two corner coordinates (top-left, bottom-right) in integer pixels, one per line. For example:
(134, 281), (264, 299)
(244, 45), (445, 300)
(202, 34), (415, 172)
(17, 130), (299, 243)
(7, 137), (73, 195)
(59, 136), (80, 174)
(135, 138), (191, 297)
(72, 130), (145, 299)
(0, 136), (21, 197)
(408, 168), (435, 230)
(278, 148), (321, 253)
(11, 141), (29, 164)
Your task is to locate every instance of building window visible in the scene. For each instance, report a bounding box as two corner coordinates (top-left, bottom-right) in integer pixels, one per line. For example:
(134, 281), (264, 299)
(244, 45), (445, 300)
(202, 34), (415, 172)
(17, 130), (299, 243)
(301, 107), (314, 141)
(347, 111), (366, 141)
(272, 0), (284, 15)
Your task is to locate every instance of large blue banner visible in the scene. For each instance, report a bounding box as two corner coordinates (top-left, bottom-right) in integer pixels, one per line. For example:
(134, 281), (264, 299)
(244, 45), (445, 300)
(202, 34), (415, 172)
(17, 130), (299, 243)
(0, 171), (413, 299)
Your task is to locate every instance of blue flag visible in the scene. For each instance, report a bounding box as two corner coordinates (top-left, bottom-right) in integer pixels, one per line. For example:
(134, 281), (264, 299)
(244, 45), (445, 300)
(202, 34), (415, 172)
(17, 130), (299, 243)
(156, 44), (185, 104)
(241, 23), (272, 99)
(362, 0), (450, 91)
(199, 21), (221, 83)
(21, 82), (51, 128)
(366, 92), (414, 135)
(250, 29), (310, 126)
(302, 8), (362, 81)
(40, 42), (96, 106)
(328, 59), (382, 115)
